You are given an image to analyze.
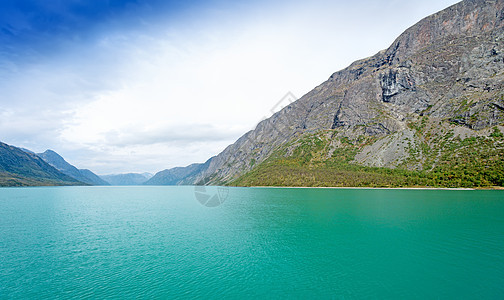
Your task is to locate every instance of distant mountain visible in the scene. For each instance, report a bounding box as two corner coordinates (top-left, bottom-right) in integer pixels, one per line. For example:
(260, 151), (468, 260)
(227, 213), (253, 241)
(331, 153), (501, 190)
(100, 173), (153, 185)
(0, 141), (83, 186)
(144, 162), (209, 185)
(80, 169), (110, 186)
(161, 0), (504, 188)
(141, 173), (154, 179)
(37, 150), (109, 186)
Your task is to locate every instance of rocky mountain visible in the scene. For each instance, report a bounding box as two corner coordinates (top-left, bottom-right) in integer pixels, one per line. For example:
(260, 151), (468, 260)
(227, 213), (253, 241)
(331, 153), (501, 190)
(171, 0), (504, 187)
(0, 141), (84, 186)
(100, 173), (153, 185)
(145, 162), (209, 185)
(37, 150), (109, 185)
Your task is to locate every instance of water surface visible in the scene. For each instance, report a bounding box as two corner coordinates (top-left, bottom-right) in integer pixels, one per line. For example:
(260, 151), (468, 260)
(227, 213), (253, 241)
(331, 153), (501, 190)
(1, 186), (503, 298)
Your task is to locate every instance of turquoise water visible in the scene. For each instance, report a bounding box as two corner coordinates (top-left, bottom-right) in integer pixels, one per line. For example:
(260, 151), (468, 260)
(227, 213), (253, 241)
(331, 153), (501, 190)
(0, 186), (503, 299)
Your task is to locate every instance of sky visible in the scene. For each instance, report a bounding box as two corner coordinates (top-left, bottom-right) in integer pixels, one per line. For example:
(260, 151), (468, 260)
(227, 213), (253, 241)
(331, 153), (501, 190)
(0, 0), (461, 175)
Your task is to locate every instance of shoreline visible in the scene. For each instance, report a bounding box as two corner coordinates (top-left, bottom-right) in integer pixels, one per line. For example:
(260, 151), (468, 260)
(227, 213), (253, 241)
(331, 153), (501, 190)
(244, 186), (483, 190)
(2, 185), (503, 190)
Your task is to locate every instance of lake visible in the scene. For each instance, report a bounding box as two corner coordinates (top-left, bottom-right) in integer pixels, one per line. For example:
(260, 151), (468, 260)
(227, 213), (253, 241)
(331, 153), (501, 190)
(1, 186), (503, 299)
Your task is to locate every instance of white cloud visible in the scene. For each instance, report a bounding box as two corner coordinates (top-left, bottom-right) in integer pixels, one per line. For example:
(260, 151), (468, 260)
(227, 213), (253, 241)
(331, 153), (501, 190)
(0, 0), (460, 174)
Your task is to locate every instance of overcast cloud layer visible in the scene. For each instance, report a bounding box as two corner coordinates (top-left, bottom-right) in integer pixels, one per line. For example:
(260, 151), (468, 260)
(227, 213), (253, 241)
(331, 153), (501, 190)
(0, 0), (460, 174)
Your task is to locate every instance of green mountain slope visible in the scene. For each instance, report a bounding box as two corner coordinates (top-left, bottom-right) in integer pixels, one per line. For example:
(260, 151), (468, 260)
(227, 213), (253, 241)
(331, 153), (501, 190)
(232, 122), (504, 188)
(0, 142), (84, 187)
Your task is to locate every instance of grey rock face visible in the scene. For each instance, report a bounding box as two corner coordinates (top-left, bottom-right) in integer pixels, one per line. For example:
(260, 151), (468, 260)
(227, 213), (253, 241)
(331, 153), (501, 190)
(380, 69), (417, 103)
(167, 0), (504, 184)
(354, 129), (418, 169)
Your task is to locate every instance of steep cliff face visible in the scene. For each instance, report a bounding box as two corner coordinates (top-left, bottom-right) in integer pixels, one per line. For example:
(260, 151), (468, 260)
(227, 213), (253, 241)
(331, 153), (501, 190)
(175, 0), (504, 186)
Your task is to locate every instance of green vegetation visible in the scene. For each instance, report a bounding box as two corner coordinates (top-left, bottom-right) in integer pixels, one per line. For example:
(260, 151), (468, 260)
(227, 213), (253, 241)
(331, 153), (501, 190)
(490, 126), (504, 138)
(231, 123), (504, 188)
(0, 172), (81, 187)
(0, 141), (85, 187)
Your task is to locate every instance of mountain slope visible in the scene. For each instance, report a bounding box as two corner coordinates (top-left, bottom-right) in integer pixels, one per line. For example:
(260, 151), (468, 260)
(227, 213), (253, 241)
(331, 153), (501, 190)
(175, 0), (504, 187)
(0, 142), (84, 186)
(79, 169), (110, 185)
(100, 173), (153, 185)
(231, 126), (504, 187)
(145, 162), (209, 185)
(37, 150), (109, 185)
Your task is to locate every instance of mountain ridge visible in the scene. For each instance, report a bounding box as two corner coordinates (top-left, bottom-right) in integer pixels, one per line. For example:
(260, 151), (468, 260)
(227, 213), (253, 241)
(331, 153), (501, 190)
(0, 141), (85, 186)
(100, 173), (153, 185)
(145, 162), (209, 185)
(37, 150), (109, 186)
(152, 0), (504, 187)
